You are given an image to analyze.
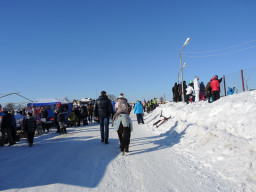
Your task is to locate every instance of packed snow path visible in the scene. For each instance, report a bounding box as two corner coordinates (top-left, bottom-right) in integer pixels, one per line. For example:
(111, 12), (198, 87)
(0, 114), (239, 192)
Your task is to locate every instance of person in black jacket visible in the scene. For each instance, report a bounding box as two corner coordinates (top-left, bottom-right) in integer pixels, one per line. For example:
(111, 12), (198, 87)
(94, 91), (113, 144)
(23, 112), (37, 147)
(0, 110), (15, 146)
(80, 105), (88, 125)
(56, 104), (67, 134)
(172, 83), (179, 102)
(73, 106), (81, 127)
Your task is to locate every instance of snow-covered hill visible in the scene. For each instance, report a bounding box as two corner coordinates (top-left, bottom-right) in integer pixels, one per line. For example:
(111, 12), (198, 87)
(146, 90), (256, 191)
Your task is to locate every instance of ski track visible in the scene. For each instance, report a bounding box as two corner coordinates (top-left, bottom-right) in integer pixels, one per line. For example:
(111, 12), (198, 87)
(0, 114), (240, 192)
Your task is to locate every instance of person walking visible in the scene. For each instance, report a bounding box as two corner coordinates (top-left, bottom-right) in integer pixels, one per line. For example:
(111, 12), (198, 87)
(142, 99), (146, 112)
(94, 91), (113, 144)
(23, 112), (37, 147)
(115, 93), (129, 115)
(134, 101), (144, 124)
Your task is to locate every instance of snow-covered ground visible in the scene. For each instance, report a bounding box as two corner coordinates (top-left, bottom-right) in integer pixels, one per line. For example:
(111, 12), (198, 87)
(0, 91), (255, 192)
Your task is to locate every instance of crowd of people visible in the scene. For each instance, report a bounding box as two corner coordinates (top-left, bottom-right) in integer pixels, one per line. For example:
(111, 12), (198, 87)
(0, 92), (159, 151)
(172, 75), (223, 104)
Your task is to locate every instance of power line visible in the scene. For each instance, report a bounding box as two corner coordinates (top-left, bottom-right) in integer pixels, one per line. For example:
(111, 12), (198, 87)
(183, 45), (256, 58)
(183, 39), (256, 54)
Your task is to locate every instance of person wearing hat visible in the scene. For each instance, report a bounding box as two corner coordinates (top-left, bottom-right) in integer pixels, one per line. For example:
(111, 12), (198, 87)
(94, 91), (113, 144)
(112, 93), (130, 124)
(115, 93), (129, 114)
(23, 112), (37, 147)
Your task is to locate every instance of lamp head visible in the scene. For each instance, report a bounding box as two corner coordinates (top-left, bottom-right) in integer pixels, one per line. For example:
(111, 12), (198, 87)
(183, 37), (191, 47)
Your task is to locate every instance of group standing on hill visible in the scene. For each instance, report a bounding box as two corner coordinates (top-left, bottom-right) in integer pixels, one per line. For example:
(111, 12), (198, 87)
(172, 75), (222, 104)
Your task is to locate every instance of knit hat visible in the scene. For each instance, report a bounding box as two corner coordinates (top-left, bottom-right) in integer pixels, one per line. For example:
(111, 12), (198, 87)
(57, 103), (61, 107)
(119, 93), (124, 98)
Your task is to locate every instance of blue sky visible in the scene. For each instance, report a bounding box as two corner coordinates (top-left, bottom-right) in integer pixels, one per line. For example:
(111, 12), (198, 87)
(1, 0), (256, 104)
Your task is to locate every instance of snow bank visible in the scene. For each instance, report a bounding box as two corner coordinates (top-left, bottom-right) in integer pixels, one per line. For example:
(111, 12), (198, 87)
(144, 90), (256, 192)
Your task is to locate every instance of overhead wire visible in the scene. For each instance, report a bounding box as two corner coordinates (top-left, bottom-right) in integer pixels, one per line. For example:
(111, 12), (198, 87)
(183, 45), (256, 58)
(183, 39), (256, 54)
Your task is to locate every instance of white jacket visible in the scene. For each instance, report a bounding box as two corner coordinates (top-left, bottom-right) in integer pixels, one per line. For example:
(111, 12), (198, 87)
(186, 86), (194, 95)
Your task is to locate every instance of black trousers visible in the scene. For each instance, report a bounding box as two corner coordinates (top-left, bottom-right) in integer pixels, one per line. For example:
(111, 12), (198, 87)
(27, 132), (35, 144)
(117, 123), (131, 151)
(212, 91), (220, 102)
(136, 114), (144, 124)
(186, 94), (193, 104)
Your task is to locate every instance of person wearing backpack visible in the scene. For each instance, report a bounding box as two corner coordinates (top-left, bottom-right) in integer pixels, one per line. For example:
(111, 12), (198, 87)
(23, 112), (37, 147)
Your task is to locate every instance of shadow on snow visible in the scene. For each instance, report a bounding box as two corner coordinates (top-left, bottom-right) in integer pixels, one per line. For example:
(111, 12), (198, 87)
(0, 125), (119, 191)
(129, 121), (191, 156)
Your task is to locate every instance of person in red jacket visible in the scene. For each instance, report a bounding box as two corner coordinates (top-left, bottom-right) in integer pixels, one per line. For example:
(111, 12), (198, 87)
(210, 75), (220, 102)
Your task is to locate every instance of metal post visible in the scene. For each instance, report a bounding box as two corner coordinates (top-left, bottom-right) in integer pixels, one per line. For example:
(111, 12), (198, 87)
(179, 38), (190, 102)
(223, 75), (226, 96)
(241, 70), (245, 92)
(180, 50), (185, 102)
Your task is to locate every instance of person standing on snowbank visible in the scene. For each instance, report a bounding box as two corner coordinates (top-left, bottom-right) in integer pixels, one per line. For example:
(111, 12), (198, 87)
(134, 101), (144, 124)
(210, 75), (220, 102)
(193, 76), (200, 103)
(186, 83), (194, 104)
(23, 112), (37, 147)
(94, 91), (113, 144)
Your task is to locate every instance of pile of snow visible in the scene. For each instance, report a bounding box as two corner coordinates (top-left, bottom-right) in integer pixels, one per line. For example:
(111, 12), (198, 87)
(144, 90), (256, 191)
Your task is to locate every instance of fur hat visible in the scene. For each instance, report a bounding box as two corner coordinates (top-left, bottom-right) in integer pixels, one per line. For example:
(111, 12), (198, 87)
(101, 91), (106, 96)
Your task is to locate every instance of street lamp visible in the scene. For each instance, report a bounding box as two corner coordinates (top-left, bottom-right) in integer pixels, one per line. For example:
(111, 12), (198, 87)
(180, 37), (191, 102)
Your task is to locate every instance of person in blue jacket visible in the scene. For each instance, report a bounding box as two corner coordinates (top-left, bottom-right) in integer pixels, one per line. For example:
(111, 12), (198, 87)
(111, 100), (116, 120)
(134, 101), (144, 124)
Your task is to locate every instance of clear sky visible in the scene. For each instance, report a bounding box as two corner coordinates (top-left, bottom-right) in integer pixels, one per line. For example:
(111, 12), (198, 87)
(1, 0), (256, 104)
